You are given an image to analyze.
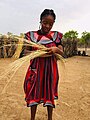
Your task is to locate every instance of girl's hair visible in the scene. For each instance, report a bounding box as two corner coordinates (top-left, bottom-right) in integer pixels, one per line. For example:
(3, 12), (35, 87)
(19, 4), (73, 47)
(40, 9), (56, 21)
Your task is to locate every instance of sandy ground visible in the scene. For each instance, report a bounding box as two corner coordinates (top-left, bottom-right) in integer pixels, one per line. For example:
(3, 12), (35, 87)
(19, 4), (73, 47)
(0, 56), (90, 120)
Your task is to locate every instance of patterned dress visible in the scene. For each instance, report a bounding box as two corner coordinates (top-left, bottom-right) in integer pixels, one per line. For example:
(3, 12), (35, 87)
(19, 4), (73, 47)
(24, 30), (63, 108)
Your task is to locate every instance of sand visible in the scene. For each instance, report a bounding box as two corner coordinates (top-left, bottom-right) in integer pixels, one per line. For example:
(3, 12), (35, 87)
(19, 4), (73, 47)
(0, 56), (90, 120)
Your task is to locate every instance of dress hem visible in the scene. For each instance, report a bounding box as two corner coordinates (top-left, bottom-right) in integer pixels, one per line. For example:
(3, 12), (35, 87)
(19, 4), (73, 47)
(26, 97), (58, 108)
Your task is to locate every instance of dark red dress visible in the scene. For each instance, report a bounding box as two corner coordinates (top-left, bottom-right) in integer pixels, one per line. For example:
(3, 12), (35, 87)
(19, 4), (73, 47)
(24, 30), (63, 108)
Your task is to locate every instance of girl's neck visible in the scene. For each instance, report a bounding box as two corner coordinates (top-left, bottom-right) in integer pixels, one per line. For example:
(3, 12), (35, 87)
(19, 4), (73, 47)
(40, 29), (50, 35)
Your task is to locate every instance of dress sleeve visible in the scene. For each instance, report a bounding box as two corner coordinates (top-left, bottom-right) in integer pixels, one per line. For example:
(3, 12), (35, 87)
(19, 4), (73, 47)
(55, 32), (63, 46)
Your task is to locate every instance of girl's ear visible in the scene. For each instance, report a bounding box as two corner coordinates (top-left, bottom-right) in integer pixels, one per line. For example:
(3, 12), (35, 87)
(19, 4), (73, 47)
(39, 22), (42, 30)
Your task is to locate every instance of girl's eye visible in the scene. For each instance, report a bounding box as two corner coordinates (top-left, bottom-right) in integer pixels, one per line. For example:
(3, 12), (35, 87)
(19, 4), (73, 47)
(49, 23), (53, 26)
(42, 21), (53, 26)
(42, 21), (48, 24)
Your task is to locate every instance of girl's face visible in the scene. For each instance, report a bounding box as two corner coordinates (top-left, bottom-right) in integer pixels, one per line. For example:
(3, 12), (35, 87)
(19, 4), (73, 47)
(41, 15), (55, 34)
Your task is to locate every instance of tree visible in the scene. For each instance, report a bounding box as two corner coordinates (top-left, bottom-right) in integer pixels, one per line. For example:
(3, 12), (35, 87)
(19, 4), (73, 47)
(81, 31), (90, 53)
(63, 30), (78, 57)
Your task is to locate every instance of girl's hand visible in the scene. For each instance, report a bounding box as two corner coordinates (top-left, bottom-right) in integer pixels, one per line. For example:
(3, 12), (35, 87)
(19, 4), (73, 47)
(46, 46), (64, 56)
(46, 47), (57, 54)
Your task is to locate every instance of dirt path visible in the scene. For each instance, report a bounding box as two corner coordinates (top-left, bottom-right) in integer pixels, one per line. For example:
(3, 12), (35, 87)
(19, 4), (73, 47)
(0, 56), (90, 120)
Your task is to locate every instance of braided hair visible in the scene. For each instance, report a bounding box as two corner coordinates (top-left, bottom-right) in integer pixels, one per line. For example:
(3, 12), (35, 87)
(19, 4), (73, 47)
(40, 9), (56, 21)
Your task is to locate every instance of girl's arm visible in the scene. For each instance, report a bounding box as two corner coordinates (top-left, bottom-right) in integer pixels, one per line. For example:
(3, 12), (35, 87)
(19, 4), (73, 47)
(55, 45), (64, 56)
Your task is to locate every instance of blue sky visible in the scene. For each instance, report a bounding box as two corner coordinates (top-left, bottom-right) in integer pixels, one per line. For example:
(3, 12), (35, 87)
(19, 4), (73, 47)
(0, 0), (90, 36)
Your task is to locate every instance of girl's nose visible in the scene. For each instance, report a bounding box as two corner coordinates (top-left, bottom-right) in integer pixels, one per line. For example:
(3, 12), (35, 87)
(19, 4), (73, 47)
(46, 24), (50, 28)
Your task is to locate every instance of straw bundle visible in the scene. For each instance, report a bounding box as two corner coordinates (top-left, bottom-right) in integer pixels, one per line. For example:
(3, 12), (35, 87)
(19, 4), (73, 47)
(1, 50), (48, 94)
(13, 37), (64, 60)
(0, 36), (65, 94)
(12, 38), (24, 58)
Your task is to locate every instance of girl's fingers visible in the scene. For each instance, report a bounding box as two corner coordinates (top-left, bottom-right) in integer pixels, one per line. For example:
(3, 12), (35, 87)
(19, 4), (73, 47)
(45, 48), (52, 52)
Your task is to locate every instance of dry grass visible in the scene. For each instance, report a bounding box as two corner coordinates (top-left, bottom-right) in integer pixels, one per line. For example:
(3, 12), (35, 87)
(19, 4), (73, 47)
(0, 36), (65, 94)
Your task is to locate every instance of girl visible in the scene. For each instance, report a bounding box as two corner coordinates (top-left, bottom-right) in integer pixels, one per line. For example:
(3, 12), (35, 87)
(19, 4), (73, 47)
(24, 9), (63, 120)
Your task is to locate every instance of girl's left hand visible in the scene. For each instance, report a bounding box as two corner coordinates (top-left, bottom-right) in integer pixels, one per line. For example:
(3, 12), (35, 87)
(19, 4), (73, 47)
(46, 45), (64, 56)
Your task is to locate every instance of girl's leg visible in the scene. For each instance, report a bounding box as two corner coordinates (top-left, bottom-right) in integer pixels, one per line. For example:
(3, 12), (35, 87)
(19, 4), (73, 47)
(31, 105), (37, 120)
(47, 106), (53, 120)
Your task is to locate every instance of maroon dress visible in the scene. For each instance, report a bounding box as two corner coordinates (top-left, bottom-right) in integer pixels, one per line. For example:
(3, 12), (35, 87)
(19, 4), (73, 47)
(24, 30), (63, 108)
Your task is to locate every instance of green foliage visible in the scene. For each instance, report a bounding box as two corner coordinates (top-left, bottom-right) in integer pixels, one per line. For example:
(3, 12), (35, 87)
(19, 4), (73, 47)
(62, 30), (78, 57)
(63, 30), (78, 39)
(81, 31), (90, 44)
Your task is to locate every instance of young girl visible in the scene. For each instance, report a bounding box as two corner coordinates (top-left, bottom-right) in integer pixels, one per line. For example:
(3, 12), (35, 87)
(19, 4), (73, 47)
(24, 9), (63, 120)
